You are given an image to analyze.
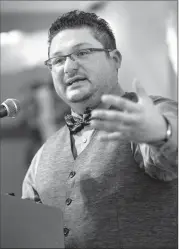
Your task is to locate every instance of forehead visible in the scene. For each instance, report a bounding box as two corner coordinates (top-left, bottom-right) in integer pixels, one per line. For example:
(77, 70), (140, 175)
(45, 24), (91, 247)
(50, 28), (103, 56)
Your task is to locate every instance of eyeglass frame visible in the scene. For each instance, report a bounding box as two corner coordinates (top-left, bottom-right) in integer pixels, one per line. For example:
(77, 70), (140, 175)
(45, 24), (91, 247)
(44, 48), (113, 69)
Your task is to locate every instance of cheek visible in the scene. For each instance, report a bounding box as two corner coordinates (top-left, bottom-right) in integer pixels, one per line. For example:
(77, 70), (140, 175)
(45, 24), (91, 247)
(91, 65), (111, 86)
(51, 73), (65, 96)
(94, 60), (110, 78)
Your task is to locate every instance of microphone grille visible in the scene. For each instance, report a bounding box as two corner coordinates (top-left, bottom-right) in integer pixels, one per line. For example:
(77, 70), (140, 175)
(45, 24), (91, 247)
(2, 98), (21, 117)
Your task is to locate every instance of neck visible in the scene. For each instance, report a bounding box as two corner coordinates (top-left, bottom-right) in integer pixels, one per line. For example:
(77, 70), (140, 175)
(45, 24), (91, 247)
(110, 83), (125, 96)
(70, 84), (125, 115)
(70, 102), (96, 115)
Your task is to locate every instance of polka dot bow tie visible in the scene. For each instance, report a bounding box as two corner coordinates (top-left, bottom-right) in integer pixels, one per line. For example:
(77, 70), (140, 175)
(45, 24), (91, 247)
(64, 107), (92, 134)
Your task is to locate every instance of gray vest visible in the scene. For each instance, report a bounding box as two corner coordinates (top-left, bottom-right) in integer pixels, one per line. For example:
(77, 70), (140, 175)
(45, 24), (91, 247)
(35, 126), (177, 248)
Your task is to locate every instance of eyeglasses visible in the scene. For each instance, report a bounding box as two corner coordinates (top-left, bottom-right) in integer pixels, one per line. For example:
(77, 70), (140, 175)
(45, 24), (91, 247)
(44, 48), (112, 69)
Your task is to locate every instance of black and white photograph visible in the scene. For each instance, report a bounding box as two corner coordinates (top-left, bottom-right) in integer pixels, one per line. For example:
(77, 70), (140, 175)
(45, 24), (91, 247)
(0, 1), (178, 248)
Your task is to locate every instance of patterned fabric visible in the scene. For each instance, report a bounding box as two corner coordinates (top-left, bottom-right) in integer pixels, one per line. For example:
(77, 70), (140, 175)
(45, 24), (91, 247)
(64, 107), (92, 134)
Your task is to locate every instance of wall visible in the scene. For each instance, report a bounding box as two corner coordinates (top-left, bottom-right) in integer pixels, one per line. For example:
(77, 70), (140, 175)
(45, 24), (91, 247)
(96, 1), (177, 99)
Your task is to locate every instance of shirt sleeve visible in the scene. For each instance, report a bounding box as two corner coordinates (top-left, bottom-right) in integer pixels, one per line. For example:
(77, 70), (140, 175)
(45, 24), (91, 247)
(21, 145), (44, 202)
(132, 96), (178, 182)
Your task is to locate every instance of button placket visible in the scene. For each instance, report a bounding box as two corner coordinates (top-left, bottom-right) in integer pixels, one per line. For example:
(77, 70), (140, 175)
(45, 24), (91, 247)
(64, 167), (77, 240)
(64, 227), (70, 237)
(66, 198), (72, 206)
(69, 171), (76, 178)
(66, 170), (76, 204)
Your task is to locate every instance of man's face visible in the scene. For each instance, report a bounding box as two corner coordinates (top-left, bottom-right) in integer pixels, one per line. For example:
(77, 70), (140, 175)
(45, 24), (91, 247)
(49, 28), (120, 108)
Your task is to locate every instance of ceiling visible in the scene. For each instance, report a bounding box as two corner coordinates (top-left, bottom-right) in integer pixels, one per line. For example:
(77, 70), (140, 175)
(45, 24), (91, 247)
(1, 1), (97, 13)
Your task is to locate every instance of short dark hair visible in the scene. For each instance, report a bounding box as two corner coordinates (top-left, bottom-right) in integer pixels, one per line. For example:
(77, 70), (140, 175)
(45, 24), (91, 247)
(48, 10), (117, 57)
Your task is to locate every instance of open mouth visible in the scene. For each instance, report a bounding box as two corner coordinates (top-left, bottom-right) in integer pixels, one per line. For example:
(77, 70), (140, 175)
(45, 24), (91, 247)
(68, 78), (87, 86)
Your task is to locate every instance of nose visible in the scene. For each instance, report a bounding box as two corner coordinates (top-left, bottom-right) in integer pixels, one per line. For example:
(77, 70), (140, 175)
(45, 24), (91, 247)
(64, 55), (78, 76)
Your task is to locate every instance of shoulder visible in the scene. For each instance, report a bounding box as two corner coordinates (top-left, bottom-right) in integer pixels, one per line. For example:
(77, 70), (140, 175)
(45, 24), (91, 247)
(149, 95), (177, 105)
(124, 92), (177, 109)
(26, 125), (68, 174)
(44, 124), (68, 145)
(30, 124), (68, 163)
(149, 95), (177, 114)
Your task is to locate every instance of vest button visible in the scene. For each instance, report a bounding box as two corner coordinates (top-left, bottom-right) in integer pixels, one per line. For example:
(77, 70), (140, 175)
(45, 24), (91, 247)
(64, 227), (69, 237)
(69, 171), (76, 178)
(66, 198), (72, 206)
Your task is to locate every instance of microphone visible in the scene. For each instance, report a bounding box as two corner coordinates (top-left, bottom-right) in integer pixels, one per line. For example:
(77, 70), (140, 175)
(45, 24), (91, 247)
(0, 98), (20, 118)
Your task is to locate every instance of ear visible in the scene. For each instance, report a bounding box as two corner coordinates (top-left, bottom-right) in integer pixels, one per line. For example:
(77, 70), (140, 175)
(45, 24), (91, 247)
(110, 49), (122, 69)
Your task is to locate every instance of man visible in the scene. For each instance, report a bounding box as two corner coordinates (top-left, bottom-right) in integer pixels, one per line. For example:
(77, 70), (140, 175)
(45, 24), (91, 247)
(22, 10), (177, 248)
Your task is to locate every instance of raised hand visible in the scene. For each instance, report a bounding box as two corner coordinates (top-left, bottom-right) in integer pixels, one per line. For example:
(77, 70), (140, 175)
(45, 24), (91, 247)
(91, 79), (167, 143)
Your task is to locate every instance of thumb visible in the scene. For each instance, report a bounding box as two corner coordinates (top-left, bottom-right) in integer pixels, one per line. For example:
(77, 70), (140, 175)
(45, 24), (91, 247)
(133, 79), (147, 99)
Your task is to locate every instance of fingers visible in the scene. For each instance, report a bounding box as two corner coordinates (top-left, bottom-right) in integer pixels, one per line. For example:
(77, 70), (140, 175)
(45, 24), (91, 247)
(90, 119), (129, 133)
(101, 94), (139, 113)
(99, 132), (123, 141)
(133, 79), (146, 97)
(91, 109), (136, 125)
(133, 79), (150, 104)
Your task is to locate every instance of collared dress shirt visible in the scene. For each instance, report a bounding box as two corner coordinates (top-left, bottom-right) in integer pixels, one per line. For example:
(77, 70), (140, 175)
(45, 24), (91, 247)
(22, 94), (177, 201)
(21, 94), (177, 248)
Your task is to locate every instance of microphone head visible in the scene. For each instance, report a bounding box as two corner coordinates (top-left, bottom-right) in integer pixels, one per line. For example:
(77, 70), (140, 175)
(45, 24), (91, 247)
(2, 98), (20, 117)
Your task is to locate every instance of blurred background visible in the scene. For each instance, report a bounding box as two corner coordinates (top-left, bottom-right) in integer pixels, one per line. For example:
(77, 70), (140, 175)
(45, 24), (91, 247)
(0, 1), (177, 197)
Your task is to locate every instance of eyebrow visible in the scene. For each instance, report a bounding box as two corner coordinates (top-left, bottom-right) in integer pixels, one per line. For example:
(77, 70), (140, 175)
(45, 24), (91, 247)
(51, 43), (93, 57)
